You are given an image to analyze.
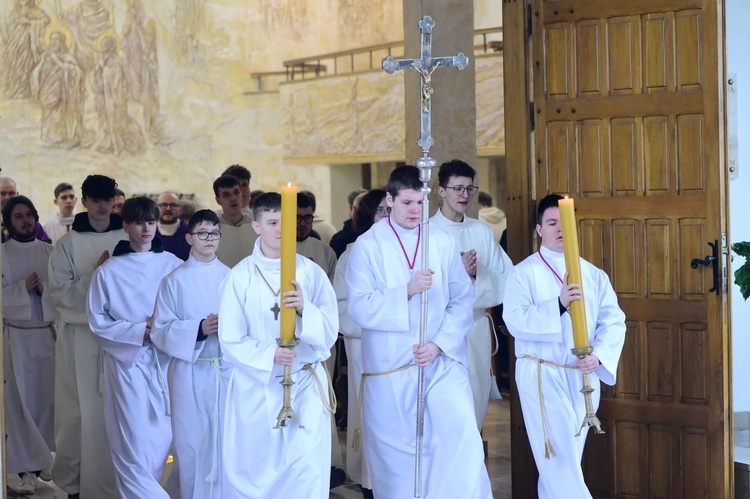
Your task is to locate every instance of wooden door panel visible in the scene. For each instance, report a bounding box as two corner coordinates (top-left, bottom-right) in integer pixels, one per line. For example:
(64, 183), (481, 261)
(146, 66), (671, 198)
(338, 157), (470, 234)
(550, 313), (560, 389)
(526, 0), (728, 497)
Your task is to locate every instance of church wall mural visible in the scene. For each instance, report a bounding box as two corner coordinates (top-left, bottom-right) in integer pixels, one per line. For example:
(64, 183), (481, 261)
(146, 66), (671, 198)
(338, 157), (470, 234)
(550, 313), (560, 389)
(0, 0), (405, 220)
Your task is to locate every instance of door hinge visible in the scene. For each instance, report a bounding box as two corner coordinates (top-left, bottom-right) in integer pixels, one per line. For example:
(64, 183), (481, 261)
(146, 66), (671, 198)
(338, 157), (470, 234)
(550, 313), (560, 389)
(722, 232), (728, 294)
(529, 102), (535, 131)
(526, 3), (533, 39)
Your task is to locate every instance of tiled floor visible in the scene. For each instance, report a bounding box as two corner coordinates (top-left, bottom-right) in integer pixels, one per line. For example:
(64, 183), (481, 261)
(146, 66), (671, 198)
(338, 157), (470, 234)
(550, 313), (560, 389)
(6, 400), (511, 498)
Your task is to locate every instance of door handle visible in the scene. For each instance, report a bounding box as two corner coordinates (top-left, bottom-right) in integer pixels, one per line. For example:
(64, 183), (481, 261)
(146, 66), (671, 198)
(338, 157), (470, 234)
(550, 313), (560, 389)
(690, 240), (720, 295)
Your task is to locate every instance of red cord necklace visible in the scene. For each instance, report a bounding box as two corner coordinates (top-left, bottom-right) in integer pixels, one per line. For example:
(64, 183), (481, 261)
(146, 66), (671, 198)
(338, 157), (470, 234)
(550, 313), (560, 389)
(537, 249), (564, 284)
(388, 217), (421, 271)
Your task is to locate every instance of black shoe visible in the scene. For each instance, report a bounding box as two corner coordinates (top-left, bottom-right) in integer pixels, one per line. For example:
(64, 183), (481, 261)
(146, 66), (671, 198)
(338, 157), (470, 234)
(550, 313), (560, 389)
(330, 466), (346, 489)
(361, 486), (375, 499)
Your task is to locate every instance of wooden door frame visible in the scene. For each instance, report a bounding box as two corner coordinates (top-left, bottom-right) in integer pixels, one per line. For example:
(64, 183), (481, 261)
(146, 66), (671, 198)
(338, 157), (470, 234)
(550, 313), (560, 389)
(502, 0), (538, 496)
(502, 1), (732, 496)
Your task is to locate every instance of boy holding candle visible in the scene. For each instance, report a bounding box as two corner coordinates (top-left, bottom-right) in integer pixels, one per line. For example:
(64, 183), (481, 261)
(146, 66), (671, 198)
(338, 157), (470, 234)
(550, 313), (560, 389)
(346, 165), (492, 498)
(502, 194), (626, 498)
(218, 192), (338, 498)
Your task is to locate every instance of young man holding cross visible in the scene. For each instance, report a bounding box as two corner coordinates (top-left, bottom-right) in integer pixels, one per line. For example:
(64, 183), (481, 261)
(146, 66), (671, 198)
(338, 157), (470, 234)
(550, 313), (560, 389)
(218, 192), (338, 498)
(346, 165), (492, 498)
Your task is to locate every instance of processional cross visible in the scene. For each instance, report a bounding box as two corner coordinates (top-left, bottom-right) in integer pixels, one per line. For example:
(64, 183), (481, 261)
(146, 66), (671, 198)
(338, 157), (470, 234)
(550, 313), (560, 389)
(382, 15), (468, 499)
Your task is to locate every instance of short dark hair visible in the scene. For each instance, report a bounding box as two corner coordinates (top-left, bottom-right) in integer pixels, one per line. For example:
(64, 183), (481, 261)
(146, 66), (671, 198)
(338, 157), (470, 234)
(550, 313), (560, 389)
(54, 182), (74, 198)
(81, 175), (117, 200)
(299, 190), (316, 212)
(222, 164), (251, 182)
(121, 196), (159, 223)
(250, 189), (265, 207)
(297, 192), (313, 210)
(437, 159), (476, 187)
(387, 165), (423, 198)
(179, 199), (196, 221)
(213, 175), (240, 197)
(115, 188), (125, 197)
(537, 194), (563, 225)
(478, 191), (492, 207)
(187, 209), (220, 232)
(252, 192), (281, 220)
(2, 195), (39, 233)
(354, 189), (386, 234)
(348, 188), (367, 206)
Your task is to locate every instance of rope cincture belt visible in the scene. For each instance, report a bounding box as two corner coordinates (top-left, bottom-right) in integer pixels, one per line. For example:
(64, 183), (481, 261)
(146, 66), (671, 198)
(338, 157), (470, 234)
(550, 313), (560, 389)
(352, 363), (416, 452)
(3, 320), (57, 340)
(521, 355), (578, 459)
(195, 356), (231, 496)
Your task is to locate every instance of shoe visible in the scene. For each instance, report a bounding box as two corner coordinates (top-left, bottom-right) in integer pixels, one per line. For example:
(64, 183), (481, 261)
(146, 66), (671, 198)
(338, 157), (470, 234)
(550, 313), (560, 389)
(40, 468), (52, 481)
(329, 466), (346, 489)
(361, 486), (375, 499)
(16, 472), (37, 495)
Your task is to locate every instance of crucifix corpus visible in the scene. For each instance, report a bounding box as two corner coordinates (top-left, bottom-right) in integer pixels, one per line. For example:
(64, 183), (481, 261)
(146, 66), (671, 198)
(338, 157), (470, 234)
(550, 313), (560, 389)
(382, 15), (469, 499)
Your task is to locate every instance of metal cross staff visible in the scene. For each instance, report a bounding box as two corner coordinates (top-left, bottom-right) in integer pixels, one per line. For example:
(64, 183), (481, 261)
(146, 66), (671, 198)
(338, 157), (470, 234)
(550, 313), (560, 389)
(382, 15), (468, 499)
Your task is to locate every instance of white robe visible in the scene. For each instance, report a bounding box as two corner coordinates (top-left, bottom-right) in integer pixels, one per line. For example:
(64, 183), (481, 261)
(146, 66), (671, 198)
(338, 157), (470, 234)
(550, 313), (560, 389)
(219, 241), (338, 498)
(43, 212), (76, 245)
(502, 245), (626, 499)
(332, 244), (370, 487)
(297, 235), (342, 468)
(346, 217), (492, 499)
(151, 255), (232, 499)
(87, 247), (182, 499)
(2, 239), (57, 474)
(48, 227), (125, 498)
(430, 209), (513, 429)
(215, 214), (257, 268)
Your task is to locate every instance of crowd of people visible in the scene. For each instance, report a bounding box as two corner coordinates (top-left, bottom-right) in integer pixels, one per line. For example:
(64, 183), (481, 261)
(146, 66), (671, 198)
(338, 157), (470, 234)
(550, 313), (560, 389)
(1, 159), (625, 499)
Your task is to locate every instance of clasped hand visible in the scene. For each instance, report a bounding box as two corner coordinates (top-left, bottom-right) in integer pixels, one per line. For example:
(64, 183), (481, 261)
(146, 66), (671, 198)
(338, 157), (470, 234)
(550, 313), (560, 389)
(407, 269), (434, 299)
(282, 280), (304, 315)
(25, 272), (44, 294)
(559, 272), (582, 309)
(460, 249), (477, 277)
(413, 342), (441, 367)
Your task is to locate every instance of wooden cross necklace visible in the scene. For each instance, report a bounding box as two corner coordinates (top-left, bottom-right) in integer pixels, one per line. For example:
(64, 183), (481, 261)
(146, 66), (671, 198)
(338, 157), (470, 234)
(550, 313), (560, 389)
(255, 264), (281, 320)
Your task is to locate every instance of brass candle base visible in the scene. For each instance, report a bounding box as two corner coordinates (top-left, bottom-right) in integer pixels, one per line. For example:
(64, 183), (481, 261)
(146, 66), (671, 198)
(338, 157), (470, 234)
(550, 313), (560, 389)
(274, 338), (304, 429)
(571, 346), (604, 436)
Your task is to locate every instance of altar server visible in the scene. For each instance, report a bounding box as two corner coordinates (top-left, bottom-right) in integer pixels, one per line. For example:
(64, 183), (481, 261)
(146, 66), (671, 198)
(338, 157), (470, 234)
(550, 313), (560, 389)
(88, 197), (182, 498)
(219, 192), (338, 498)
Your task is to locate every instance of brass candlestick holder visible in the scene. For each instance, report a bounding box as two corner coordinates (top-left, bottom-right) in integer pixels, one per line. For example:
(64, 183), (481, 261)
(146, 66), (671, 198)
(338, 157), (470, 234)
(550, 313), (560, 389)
(571, 346), (604, 436)
(274, 337), (304, 429)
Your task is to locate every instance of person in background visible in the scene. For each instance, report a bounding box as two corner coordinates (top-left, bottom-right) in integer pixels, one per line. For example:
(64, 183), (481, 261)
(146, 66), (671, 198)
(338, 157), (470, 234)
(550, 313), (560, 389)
(2, 195), (57, 495)
(1, 177), (52, 244)
(477, 191), (507, 245)
(222, 164), (252, 214)
(112, 188), (126, 216)
(155, 191), (190, 260)
(300, 189), (336, 245)
(43, 182), (78, 245)
(330, 188), (367, 258)
(213, 175), (257, 268)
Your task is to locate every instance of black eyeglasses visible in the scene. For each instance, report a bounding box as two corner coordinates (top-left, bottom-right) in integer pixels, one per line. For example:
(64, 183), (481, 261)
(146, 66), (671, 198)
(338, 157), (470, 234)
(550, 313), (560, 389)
(376, 207), (389, 216)
(158, 203), (180, 209)
(445, 185), (478, 196)
(297, 215), (314, 224)
(190, 231), (222, 241)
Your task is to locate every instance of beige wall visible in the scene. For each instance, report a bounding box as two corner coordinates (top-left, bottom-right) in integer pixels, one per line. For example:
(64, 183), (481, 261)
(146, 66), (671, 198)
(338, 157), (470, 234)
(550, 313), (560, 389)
(0, 0), (500, 224)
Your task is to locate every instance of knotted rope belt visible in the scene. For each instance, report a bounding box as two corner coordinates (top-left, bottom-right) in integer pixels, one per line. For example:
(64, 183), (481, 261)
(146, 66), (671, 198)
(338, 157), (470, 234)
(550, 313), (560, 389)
(352, 363), (416, 452)
(275, 362), (338, 415)
(520, 355), (578, 459)
(195, 355), (231, 496)
(3, 320), (57, 340)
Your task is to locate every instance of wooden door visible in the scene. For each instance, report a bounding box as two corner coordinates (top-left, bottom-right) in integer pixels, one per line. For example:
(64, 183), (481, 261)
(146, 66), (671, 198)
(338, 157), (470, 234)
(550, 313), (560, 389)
(504, 0), (730, 497)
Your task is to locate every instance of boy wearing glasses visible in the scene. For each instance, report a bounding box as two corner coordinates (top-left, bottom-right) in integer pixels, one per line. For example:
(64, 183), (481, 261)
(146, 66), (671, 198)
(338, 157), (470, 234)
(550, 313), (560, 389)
(431, 159), (514, 431)
(214, 175), (257, 267)
(151, 210), (231, 498)
(87, 197), (183, 498)
(155, 191), (190, 260)
(296, 192), (337, 281)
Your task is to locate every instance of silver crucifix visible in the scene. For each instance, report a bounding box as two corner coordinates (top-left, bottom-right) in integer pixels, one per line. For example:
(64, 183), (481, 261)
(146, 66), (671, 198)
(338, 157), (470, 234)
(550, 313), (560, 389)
(382, 15), (469, 156)
(382, 15), (469, 499)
